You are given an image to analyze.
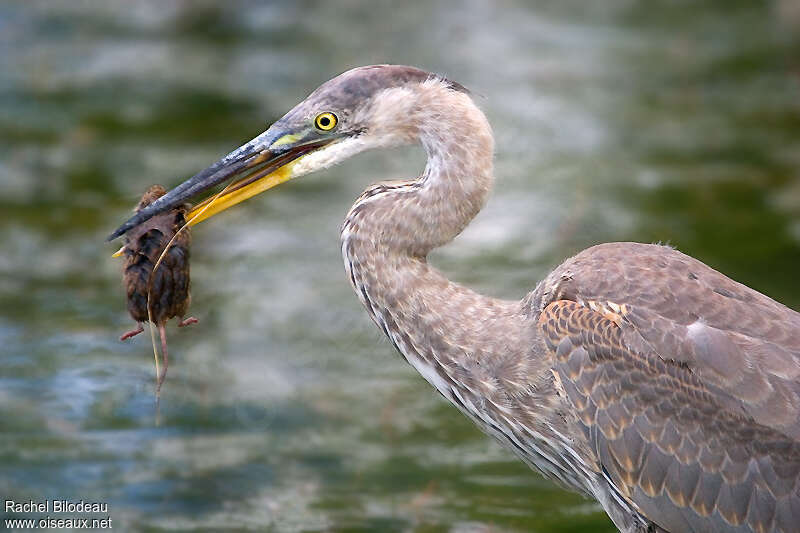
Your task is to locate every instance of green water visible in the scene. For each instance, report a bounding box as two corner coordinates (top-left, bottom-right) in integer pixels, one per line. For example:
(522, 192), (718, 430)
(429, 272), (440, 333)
(1, 1), (798, 531)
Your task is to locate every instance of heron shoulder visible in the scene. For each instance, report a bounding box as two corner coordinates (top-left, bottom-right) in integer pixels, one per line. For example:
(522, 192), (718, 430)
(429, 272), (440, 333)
(526, 240), (800, 437)
(528, 241), (800, 325)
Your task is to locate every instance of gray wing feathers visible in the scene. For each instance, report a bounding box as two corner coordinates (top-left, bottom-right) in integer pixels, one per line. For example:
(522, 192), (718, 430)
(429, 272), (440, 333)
(539, 300), (800, 532)
(531, 242), (800, 440)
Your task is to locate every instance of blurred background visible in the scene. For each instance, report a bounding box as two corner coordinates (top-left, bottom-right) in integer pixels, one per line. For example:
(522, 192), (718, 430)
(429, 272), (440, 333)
(1, 1), (798, 531)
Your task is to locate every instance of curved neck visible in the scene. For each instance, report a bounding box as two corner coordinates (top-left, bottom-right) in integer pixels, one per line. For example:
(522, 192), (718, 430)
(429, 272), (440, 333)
(413, 89), (495, 254)
(347, 84), (495, 257)
(340, 85), (528, 390)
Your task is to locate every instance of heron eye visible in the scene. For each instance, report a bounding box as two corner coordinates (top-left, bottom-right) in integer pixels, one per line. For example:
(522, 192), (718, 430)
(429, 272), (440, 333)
(314, 112), (337, 131)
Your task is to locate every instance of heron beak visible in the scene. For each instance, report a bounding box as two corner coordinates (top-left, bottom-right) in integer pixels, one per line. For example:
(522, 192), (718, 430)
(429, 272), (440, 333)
(107, 129), (340, 241)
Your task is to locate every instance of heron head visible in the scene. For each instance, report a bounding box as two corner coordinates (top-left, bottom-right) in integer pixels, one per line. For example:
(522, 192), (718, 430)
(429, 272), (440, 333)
(108, 65), (468, 240)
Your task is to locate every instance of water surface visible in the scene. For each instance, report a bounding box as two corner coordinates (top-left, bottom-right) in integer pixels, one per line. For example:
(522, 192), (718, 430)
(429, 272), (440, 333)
(1, 1), (798, 531)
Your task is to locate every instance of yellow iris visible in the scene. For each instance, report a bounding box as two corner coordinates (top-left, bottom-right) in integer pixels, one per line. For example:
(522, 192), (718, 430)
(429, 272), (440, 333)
(314, 112), (337, 131)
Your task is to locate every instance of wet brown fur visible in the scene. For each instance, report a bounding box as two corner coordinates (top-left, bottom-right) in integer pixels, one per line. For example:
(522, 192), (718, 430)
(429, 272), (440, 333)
(120, 185), (196, 388)
(123, 185), (192, 325)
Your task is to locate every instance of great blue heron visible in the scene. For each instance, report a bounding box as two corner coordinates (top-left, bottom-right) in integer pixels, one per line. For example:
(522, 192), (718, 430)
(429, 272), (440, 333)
(109, 65), (800, 532)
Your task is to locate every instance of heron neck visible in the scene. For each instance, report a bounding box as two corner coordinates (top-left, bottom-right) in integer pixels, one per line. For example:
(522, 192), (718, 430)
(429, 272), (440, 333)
(341, 91), (531, 397)
(409, 89), (496, 256)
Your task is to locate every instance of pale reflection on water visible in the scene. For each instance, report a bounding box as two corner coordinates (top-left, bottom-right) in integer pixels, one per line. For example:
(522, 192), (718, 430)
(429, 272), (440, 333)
(1, 1), (798, 531)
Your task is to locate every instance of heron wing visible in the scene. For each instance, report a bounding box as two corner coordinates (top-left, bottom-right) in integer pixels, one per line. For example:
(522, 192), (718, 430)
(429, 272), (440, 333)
(530, 242), (800, 440)
(532, 242), (800, 532)
(539, 299), (800, 532)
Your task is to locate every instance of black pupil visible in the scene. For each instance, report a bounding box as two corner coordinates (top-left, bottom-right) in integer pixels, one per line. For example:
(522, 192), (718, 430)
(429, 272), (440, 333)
(319, 116), (330, 127)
